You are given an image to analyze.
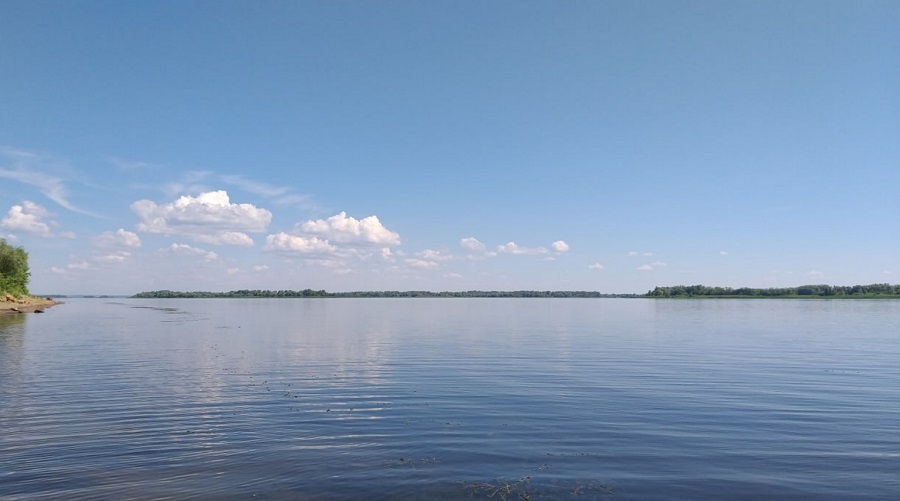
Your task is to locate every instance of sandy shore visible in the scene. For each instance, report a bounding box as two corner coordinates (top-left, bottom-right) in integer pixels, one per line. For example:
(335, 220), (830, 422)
(1, 294), (61, 315)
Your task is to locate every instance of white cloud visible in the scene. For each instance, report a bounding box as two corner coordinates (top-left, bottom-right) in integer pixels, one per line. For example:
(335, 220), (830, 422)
(165, 243), (219, 261)
(807, 270), (825, 279)
(405, 258), (438, 269)
(253, 265), (269, 272)
(637, 261), (667, 271)
(627, 251), (638, 256)
(194, 231), (255, 246)
(131, 190), (271, 246)
(460, 237), (487, 252)
(264, 232), (337, 253)
(380, 247), (395, 261)
(95, 228), (141, 248)
(720, 250), (729, 256)
(497, 242), (548, 255)
(67, 261), (91, 271)
(226, 267), (241, 275)
(460, 237), (497, 258)
(551, 240), (570, 253)
(95, 251), (132, 263)
(445, 272), (463, 279)
(419, 249), (454, 262)
(1, 201), (53, 237)
(643, 252), (654, 257)
(589, 263), (605, 270)
(297, 212), (400, 246)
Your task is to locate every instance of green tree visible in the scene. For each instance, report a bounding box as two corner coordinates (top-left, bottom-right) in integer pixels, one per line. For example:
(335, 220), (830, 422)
(0, 239), (30, 296)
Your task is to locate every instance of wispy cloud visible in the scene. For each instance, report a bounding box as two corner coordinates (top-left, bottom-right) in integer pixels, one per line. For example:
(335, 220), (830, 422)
(588, 263), (605, 270)
(221, 174), (314, 208)
(637, 261), (667, 271)
(0, 146), (94, 215)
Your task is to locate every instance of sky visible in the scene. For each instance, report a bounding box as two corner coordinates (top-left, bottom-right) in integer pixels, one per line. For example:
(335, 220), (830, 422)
(1, 1), (898, 295)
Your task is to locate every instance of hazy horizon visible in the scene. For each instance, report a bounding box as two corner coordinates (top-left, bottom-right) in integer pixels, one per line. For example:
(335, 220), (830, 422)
(2, 2), (898, 295)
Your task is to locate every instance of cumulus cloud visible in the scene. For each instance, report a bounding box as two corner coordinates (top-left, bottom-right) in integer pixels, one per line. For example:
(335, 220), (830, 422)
(637, 261), (667, 271)
(165, 243), (219, 261)
(297, 212), (400, 245)
(95, 251), (132, 263)
(419, 249), (454, 262)
(405, 258), (439, 269)
(627, 251), (638, 256)
(131, 190), (271, 246)
(551, 240), (570, 253)
(253, 265), (269, 272)
(95, 228), (141, 248)
(497, 242), (548, 255)
(264, 232), (337, 253)
(1, 201), (54, 237)
(589, 263), (605, 270)
(460, 237), (487, 252)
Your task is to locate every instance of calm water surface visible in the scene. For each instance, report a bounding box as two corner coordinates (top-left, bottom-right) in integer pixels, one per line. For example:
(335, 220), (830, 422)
(1, 298), (898, 500)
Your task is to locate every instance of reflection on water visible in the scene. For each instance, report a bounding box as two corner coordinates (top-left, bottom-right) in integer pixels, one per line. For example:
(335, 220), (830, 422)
(1, 298), (899, 500)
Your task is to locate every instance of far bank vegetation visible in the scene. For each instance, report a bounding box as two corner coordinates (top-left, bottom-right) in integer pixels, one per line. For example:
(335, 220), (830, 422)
(646, 284), (900, 298)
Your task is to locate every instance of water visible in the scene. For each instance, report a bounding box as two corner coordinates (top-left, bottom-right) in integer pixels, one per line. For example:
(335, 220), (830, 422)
(1, 298), (899, 500)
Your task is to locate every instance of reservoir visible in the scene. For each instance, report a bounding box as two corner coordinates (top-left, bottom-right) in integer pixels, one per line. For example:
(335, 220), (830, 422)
(2, 298), (898, 499)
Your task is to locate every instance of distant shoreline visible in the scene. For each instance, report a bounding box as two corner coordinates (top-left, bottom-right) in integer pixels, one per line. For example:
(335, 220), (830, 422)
(129, 283), (900, 300)
(131, 290), (639, 299)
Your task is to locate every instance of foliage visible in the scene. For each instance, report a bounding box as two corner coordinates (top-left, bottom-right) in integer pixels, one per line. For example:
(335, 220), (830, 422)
(0, 239), (30, 296)
(646, 283), (900, 298)
(131, 289), (638, 299)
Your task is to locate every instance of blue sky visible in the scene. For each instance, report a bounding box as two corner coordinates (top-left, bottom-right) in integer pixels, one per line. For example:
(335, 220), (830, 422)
(1, 1), (898, 295)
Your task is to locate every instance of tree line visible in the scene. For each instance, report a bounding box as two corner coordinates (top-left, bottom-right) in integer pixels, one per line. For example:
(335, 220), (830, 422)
(132, 289), (638, 299)
(646, 284), (900, 298)
(0, 239), (30, 297)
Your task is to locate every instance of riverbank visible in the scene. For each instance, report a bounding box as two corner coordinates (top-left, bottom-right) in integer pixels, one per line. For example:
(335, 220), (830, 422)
(1, 294), (60, 315)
